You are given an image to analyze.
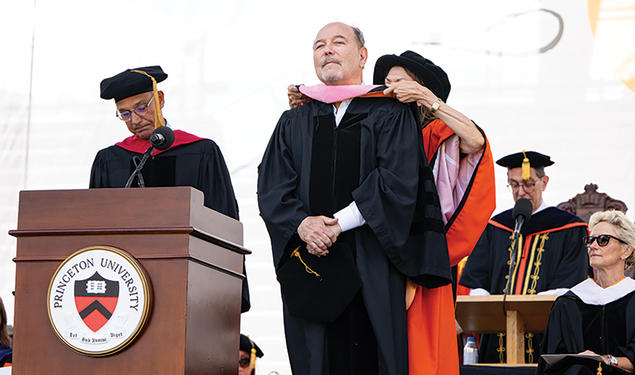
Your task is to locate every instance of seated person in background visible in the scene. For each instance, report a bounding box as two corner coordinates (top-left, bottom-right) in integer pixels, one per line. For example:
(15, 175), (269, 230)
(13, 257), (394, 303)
(0, 297), (11, 367)
(239, 334), (264, 375)
(90, 65), (249, 313)
(459, 151), (590, 363)
(538, 210), (635, 375)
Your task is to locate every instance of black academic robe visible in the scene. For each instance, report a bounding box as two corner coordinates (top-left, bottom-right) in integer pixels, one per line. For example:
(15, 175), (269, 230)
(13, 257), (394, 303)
(459, 206), (589, 363)
(0, 344), (11, 367)
(89, 134), (250, 312)
(258, 97), (450, 375)
(538, 279), (635, 375)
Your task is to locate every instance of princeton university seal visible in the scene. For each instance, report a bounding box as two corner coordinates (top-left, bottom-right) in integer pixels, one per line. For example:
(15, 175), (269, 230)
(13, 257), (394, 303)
(47, 246), (151, 356)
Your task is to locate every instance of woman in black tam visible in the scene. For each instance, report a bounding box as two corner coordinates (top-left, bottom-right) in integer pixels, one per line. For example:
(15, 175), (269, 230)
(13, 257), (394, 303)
(372, 50), (494, 375)
(372, 50), (483, 153)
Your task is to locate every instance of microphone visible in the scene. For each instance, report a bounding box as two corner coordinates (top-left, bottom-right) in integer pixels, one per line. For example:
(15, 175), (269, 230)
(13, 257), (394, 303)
(504, 198), (533, 296)
(512, 198), (533, 237)
(149, 126), (175, 150)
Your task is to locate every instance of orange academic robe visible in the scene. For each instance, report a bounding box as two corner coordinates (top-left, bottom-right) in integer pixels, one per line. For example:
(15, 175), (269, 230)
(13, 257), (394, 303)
(408, 119), (495, 375)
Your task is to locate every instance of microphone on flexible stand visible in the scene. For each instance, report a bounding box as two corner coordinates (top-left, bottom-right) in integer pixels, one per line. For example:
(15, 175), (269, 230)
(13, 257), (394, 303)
(511, 198), (532, 242)
(504, 198), (532, 294)
(502, 198), (533, 315)
(124, 127), (175, 188)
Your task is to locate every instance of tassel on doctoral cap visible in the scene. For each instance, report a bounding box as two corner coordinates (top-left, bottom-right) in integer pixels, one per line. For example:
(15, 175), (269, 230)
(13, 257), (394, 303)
(249, 337), (257, 368)
(521, 150), (531, 180)
(495, 150), (554, 178)
(239, 334), (264, 368)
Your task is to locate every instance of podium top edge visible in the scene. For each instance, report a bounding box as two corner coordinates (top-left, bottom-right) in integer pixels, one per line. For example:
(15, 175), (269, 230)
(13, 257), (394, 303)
(456, 295), (559, 303)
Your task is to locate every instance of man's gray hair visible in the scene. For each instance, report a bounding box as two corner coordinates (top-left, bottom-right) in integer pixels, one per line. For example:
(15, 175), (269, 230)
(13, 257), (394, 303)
(589, 210), (635, 270)
(534, 167), (546, 178)
(352, 26), (365, 48)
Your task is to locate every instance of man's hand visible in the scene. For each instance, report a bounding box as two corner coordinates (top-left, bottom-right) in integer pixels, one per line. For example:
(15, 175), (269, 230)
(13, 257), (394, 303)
(297, 216), (340, 256)
(325, 220), (342, 248)
(288, 85), (311, 109)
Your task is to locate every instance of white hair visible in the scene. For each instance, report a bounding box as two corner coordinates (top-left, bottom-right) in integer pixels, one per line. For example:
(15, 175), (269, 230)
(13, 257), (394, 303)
(589, 210), (635, 270)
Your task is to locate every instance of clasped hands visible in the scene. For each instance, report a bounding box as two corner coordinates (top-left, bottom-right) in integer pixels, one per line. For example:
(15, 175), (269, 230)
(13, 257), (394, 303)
(297, 216), (342, 257)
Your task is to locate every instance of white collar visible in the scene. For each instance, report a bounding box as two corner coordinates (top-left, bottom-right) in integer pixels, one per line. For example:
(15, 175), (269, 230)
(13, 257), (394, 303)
(532, 200), (548, 215)
(333, 99), (352, 127)
(570, 277), (635, 305)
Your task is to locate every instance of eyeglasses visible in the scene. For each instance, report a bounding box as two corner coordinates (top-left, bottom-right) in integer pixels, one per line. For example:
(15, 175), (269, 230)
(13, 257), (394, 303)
(239, 356), (251, 368)
(583, 234), (627, 247)
(116, 96), (154, 121)
(507, 180), (539, 193)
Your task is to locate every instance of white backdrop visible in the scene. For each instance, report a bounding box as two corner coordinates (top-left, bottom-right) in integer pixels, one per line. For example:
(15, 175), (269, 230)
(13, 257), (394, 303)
(1, 1), (634, 373)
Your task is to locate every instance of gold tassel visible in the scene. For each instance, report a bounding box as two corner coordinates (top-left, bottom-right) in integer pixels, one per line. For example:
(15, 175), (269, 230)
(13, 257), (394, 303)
(130, 69), (166, 129)
(291, 246), (321, 279)
(521, 150), (530, 180)
(596, 360), (602, 375)
(248, 336), (257, 369)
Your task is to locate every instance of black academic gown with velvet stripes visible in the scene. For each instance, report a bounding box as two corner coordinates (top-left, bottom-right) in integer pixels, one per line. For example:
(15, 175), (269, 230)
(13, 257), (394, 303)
(258, 97), (451, 375)
(89, 136), (251, 313)
(459, 206), (589, 363)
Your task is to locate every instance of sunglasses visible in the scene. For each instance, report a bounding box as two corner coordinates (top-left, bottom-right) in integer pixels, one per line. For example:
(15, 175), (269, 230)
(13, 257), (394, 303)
(239, 356), (251, 368)
(583, 234), (626, 247)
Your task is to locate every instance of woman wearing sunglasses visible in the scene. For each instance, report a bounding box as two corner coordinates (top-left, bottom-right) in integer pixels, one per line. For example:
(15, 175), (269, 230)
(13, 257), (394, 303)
(538, 210), (635, 374)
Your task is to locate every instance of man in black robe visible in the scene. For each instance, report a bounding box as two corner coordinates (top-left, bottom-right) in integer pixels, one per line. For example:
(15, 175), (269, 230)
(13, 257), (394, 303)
(459, 151), (589, 363)
(89, 65), (250, 312)
(258, 22), (450, 375)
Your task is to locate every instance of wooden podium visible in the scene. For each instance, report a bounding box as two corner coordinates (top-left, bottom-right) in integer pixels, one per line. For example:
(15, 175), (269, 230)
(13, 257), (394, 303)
(9, 187), (249, 374)
(456, 294), (558, 365)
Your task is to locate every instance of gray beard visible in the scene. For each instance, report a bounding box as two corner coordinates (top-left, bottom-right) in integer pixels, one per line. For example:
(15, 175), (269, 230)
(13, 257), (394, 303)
(319, 69), (343, 84)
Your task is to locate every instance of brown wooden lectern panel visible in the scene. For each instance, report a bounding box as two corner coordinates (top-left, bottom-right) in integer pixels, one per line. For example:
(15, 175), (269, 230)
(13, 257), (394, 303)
(9, 187), (248, 374)
(456, 294), (557, 365)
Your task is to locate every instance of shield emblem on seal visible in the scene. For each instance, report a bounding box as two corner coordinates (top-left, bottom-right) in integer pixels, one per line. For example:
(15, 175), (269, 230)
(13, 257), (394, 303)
(74, 272), (119, 332)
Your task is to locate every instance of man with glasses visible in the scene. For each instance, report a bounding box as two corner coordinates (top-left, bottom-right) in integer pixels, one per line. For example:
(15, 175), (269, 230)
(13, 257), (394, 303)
(89, 65), (250, 312)
(459, 151), (589, 364)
